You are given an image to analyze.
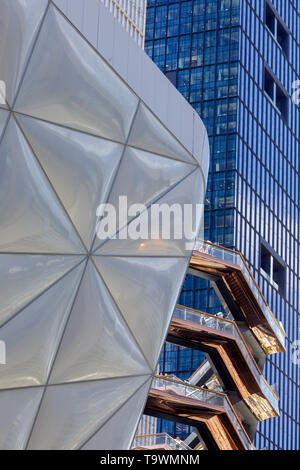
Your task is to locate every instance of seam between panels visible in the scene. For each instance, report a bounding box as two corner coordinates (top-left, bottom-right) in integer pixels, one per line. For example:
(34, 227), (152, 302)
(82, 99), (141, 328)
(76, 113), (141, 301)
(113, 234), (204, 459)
(141, 100), (199, 166)
(12, 110), (198, 170)
(127, 375), (154, 450)
(93, 254), (188, 258)
(50, 1), (199, 164)
(192, 112), (195, 157)
(0, 255), (87, 330)
(0, 373), (152, 394)
(24, 257), (89, 450)
(149, 254), (192, 387)
(0, 101), (9, 110)
(13, 113), (88, 253)
(89, 99), (142, 253)
(0, 110), (11, 148)
(93, 165), (199, 253)
(127, 373), (155, 450)
(143, 184), (204, 383)
(0, 251), (86, 256)
(151, 255), (193, 378)
(11, 0), (51, 111)
(199, 133), (209, 195)
(78, 374), (152, 450)
(96, 0), (100, 50)
(90, 256), (154, 374)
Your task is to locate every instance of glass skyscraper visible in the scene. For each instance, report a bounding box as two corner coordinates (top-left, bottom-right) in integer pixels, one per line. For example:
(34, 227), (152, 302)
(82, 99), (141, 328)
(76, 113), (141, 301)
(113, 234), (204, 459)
(145, 0), (300, 449)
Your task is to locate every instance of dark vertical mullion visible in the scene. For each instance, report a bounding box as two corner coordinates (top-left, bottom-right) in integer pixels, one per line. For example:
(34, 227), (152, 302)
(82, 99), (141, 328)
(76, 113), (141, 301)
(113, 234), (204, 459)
(163, 3), (168, 72)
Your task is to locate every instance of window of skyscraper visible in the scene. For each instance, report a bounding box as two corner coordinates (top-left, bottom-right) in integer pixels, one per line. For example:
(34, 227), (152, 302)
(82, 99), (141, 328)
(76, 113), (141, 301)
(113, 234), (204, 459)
(260, 241), (286, 296)
(145, 0), (300, 450)
(265, 1), (289, 57)
(265, 2), (275, 34)
(264, 68), (275, 101)
(264, 67), (288, 121)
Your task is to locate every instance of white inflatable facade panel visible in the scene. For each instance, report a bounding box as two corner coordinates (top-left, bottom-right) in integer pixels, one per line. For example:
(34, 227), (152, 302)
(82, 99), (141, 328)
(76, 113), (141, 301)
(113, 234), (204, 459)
(0, 0), (209, 450)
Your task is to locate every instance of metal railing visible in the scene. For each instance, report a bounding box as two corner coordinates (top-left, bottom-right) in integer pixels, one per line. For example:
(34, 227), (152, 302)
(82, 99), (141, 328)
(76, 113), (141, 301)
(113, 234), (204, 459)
(189, 360), (223, 391)
(193, 240), (286, 349)
(132, 433), (191, 450)
(189, 359), (211, 382)
(151, 375), (255, 450)
(173, 305), (279, 413)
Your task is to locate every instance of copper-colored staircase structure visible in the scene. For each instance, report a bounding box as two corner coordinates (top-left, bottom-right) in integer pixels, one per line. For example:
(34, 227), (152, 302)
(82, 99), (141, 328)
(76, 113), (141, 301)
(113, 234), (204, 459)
(138, 240), (285, 451)
(145, 376), (255, 450)
(190, 241), (286, 355)
(132, 433), (192, 450)
(167, 305), (279, 421)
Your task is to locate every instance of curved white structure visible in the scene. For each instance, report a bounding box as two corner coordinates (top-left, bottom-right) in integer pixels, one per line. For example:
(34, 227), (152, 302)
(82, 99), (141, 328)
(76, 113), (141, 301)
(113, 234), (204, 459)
(0, 0), (209, 450)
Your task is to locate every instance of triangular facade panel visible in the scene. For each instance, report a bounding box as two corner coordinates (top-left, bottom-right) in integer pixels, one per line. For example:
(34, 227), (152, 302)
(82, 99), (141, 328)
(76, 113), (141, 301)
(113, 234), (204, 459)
(81, 377), (152, 450)
(0, 254), (85, 327)
(128, 103), (197, 165)
(0, 0), (208, 451)
(95, 168), (205, 256)
(0, 387), (44, 450)
(17, 115), (124, 251)
(92, 146), (195, 250)
(93, 256), (189, 369)
(27, 375), (151, 450)
(0, 0), (48, 106)
(15, 5), (139, 143)
(0, 118), (85, 254)
(0, 261), (86, 390)
(49, 261), (151, 385)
